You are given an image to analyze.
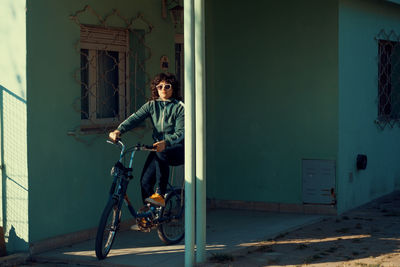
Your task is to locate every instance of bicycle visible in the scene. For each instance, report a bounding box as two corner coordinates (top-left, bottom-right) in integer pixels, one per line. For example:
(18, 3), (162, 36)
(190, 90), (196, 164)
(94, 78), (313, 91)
(95, 140), (185, 260)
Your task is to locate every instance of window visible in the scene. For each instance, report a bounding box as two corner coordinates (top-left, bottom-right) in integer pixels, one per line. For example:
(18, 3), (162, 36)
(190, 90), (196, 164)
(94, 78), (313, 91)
(378, 39), (400, 122)
(80, 25), (129, 129)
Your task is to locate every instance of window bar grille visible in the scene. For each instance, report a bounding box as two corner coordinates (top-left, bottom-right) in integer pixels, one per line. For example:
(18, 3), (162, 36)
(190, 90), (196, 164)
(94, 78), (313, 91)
(375, 30), (400, 130)
(69, 6), (153, 140)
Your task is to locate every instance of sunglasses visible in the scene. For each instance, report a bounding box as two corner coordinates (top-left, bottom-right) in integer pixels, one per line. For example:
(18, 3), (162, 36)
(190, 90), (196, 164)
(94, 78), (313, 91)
(156, 84), (172, 90)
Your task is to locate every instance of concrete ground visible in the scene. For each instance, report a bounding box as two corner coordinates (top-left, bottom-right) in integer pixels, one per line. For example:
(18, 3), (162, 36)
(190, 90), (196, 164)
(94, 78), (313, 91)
(200, 191), (400, 267)
(22, 209), (323, 267)
(4, 192), (400, 266)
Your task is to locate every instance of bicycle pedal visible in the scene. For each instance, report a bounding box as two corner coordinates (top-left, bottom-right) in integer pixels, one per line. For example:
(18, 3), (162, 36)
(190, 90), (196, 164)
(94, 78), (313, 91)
(131, 222), (152, 232)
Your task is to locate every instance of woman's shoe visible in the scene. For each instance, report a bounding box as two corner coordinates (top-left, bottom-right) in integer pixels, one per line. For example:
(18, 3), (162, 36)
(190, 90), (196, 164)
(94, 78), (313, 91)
(145, 193), (165, 207)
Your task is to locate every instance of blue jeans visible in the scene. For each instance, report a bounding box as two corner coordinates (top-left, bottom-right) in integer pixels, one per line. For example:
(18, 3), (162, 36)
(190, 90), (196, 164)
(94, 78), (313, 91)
(140, 142), (184, 202)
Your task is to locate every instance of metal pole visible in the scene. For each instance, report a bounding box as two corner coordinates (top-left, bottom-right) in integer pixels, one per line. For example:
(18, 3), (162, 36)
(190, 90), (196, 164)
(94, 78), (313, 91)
(0, 88), (4, 229)
(194, 0), (206, 263)
(184, 0), (195, 266)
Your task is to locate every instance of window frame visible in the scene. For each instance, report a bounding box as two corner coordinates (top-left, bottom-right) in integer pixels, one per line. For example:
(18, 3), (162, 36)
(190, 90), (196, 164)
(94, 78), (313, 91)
(378, 39), (400, 122)
(80, 25), (130, 131)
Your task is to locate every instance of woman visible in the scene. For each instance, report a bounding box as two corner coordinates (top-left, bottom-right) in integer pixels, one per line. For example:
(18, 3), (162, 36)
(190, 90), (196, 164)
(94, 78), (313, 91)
(109, 73), (184, 207)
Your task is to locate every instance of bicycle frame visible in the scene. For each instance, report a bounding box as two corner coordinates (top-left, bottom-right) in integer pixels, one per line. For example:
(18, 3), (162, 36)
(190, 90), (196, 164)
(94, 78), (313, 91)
(107, 141), (158, 220)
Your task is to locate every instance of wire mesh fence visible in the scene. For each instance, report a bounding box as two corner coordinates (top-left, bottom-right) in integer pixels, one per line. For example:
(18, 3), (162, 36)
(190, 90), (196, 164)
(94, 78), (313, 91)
(0, 86), (29, 251)
(69, 6), (153, 139)
(376, 30), (400, 130)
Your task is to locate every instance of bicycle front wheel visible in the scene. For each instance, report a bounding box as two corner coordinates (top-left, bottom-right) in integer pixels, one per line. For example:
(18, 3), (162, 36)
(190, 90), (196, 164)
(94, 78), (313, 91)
(95, 198), (121, 259)
(157, 189), (185, 245)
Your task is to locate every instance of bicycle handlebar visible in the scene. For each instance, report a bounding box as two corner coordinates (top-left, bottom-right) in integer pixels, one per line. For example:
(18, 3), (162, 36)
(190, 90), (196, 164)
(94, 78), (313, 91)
(107, 139), (156, 167)
(106, 140), (156, 152)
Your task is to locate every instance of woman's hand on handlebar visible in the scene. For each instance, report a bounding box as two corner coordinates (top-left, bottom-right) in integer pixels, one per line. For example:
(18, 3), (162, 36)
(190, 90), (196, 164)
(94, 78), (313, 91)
(153, 140), (166, 152)
(109, 130), (121, 143)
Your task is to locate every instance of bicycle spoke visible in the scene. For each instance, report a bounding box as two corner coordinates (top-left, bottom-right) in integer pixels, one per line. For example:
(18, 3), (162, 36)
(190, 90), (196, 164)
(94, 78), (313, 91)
(95, 199), (120, 259)
(103, 231), (115, 252)
(157, 190), (185, 244)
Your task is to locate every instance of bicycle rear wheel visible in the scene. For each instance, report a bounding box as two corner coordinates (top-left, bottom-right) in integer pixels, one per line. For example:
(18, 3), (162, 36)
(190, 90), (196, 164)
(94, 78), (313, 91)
(95, 198), (121, 259)
(157, 189), (184, 245)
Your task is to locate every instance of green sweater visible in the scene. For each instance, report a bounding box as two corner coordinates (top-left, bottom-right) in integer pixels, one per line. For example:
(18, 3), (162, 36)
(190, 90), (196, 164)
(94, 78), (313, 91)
(117, 98), (184, 146)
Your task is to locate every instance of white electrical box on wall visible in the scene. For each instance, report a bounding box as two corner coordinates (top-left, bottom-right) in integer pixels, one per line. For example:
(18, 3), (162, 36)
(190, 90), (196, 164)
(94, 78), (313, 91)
(302, 159), (336, 205)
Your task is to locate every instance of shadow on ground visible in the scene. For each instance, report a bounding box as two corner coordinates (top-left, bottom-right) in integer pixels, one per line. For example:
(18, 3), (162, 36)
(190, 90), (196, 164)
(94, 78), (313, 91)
(203, 192), (400, 267)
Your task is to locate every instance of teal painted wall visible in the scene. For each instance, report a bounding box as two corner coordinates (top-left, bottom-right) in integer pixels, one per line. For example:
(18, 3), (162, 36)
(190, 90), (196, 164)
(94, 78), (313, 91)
(338, 0), (400, 213)
(0, 0), (29, 252)
(205, 0), (339, 204)
(26, 0), (176, 243)
(23, 0), (400, 249)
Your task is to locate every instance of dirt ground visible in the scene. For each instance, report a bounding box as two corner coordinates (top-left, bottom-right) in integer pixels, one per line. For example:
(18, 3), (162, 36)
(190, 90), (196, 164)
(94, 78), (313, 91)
(201, 192), (400, 267)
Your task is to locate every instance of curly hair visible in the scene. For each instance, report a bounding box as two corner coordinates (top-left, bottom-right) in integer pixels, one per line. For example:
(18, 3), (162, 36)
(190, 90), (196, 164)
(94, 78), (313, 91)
(150, 73), (182, 101)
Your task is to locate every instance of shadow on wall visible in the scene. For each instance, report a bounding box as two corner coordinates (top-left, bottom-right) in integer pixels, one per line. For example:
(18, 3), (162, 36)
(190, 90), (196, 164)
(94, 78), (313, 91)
(0, 84), (29, 253)
(7, 226), (28, 252)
